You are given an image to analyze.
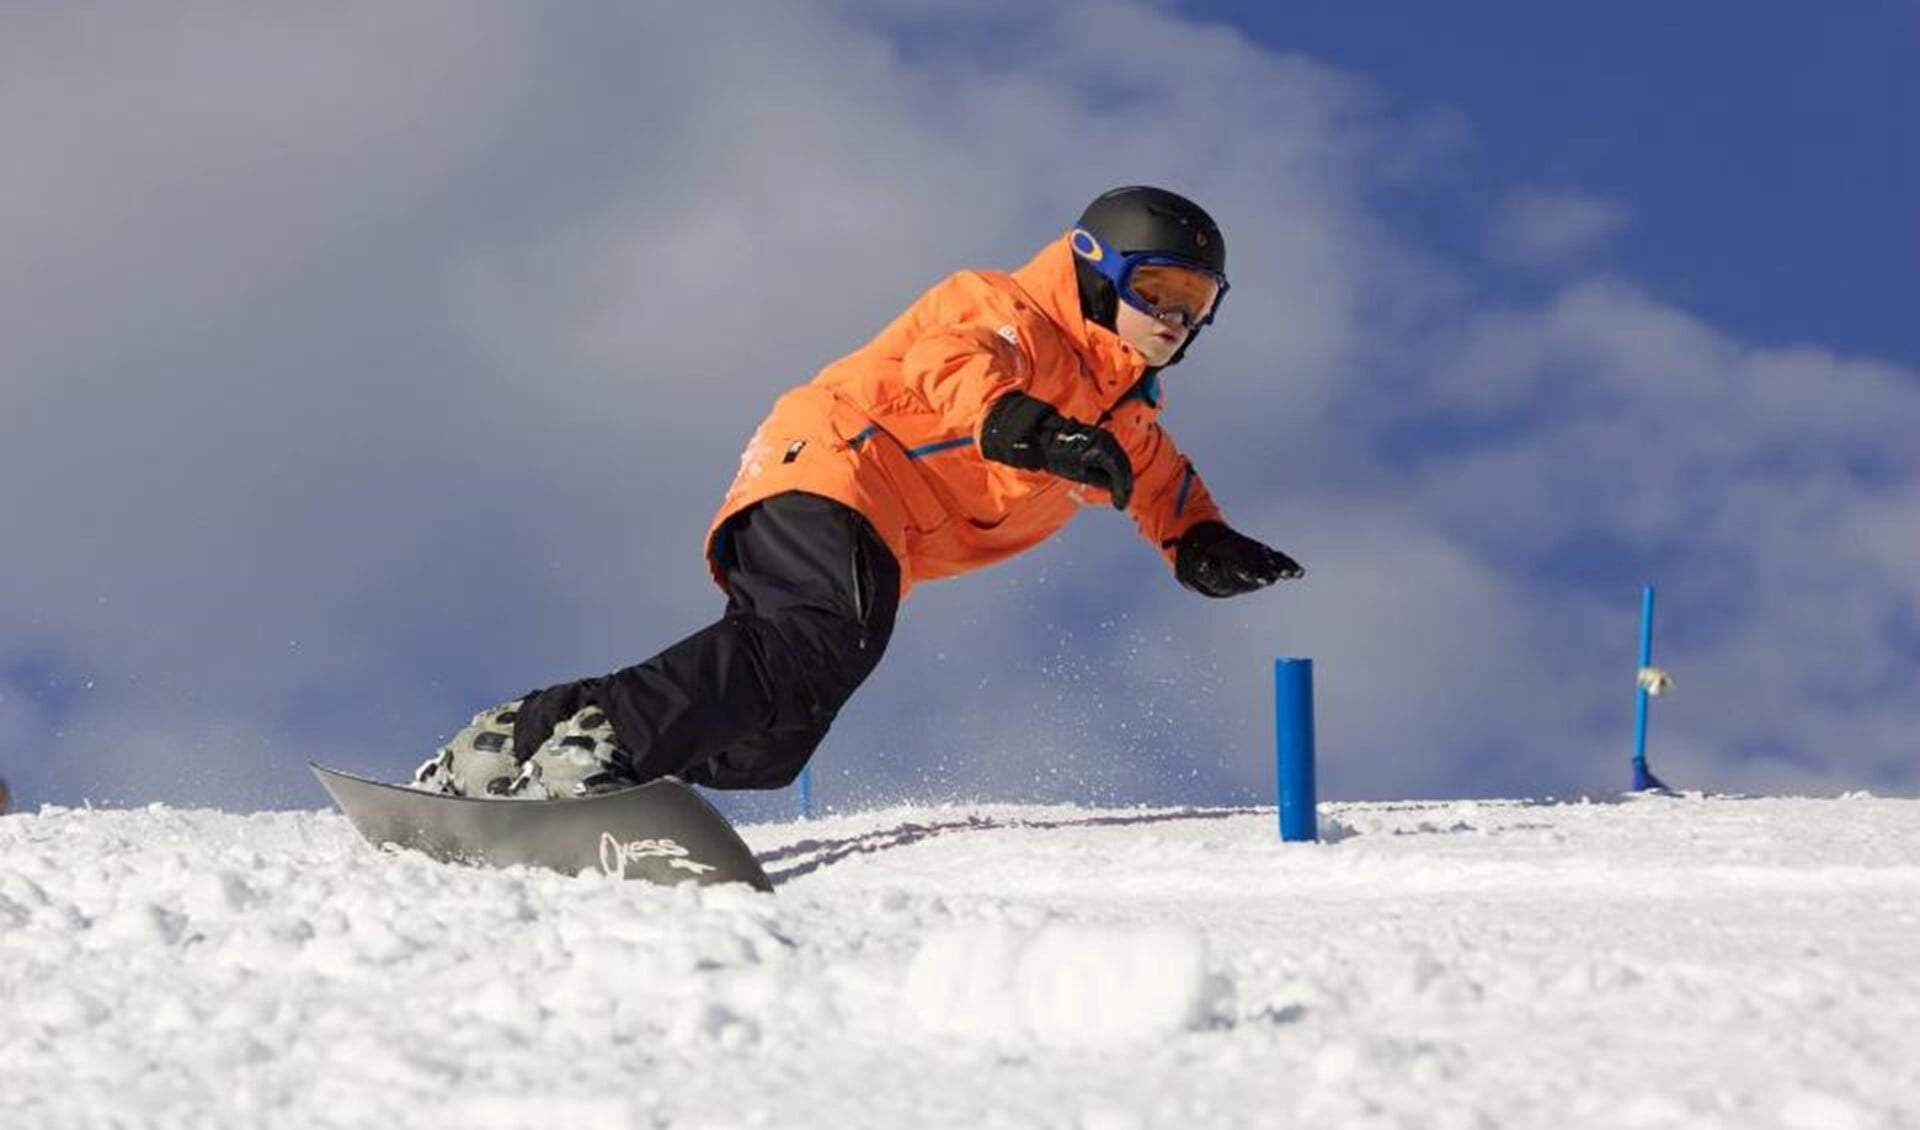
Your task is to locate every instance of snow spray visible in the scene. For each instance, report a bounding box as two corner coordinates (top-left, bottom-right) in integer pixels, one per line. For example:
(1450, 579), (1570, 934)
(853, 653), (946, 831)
(1275, 658), (1318, 842)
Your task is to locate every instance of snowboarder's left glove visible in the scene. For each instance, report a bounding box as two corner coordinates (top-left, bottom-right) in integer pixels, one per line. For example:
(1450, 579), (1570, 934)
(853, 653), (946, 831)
(510, 678), (602, 761)
(1174, 521), (1304, 598)
(981, 392), (1133, 510)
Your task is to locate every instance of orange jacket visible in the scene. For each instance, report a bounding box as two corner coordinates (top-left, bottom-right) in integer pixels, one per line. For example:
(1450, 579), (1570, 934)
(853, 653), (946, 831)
(707, 234), (1224, 598)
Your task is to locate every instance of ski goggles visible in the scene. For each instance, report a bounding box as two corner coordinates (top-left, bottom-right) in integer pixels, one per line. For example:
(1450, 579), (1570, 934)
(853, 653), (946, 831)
(1071, 228), (1229, 331)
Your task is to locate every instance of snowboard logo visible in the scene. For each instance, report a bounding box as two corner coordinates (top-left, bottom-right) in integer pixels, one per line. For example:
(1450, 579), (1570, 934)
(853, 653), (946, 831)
(598, 832), (720, 880)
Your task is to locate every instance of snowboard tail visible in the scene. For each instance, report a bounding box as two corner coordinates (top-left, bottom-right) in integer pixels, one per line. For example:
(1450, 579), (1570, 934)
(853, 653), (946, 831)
(312, 764), (773, 892)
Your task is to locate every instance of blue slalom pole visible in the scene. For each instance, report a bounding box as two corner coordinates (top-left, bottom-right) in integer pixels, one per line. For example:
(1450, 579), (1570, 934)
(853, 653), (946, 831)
(799, 765), (814, 820)
(1275, 658), (1318, 842)
(1632, 585), (1668, 792)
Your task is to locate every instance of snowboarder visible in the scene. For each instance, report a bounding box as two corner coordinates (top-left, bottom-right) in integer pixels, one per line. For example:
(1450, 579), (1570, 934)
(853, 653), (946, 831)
(415, 185), (1304, 799)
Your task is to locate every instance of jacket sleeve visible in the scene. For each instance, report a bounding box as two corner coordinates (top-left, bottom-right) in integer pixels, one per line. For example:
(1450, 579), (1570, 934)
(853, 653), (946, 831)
(899, 323), (1035, 442)
(1117, 420), (1223, 570)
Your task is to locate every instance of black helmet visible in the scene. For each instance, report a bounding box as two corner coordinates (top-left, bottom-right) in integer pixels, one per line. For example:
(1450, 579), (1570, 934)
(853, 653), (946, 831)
(1070, 186), (1227, 366)
(1078, 185), (1225, 274)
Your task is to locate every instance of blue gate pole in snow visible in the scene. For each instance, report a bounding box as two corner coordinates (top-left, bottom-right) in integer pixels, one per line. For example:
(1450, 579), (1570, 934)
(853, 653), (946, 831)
(1632, 585), (1669, 792)
(798, 765), (814, 821)
(1275, 658), (1318, 842)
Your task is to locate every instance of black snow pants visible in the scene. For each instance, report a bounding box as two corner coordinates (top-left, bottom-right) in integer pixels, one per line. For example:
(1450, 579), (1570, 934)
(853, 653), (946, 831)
(594, 492), (901, 790)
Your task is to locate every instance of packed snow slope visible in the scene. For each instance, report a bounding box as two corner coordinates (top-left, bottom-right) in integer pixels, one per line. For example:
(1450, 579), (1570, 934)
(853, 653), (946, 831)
(2, 792), (1915, 1130)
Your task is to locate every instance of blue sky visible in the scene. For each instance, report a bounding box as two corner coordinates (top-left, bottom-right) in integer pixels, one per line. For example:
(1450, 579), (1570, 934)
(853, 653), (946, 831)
(1, 2), (1914, 820)
(1196, 0), (1919, 366)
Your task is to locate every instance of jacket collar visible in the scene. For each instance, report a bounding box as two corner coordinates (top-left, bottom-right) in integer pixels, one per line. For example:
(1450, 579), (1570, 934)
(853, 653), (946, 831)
(1010, 234), (1147, 398)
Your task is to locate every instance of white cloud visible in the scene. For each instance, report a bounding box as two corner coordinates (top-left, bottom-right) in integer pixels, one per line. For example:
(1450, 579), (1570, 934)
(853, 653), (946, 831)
(1370, 279), (1920, 794)
(1488, 188), (1633, 270)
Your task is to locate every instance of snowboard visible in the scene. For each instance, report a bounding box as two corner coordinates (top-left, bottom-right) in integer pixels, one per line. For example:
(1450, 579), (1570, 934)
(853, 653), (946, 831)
(311, 764), (774, 892)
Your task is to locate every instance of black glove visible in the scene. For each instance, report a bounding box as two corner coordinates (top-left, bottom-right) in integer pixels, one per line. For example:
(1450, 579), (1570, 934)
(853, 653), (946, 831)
(1174, 521), (1304, 598)
(981, 392), (1133, 510)
(510, 677), (602, 761)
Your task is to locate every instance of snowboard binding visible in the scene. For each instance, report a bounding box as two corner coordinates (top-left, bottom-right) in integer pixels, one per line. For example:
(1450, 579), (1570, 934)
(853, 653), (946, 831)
(412, 700), (639, 800)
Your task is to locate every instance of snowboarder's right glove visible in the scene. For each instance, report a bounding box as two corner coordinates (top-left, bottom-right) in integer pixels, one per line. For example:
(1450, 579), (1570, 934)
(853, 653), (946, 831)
(981, 392), (1133, 510)
(1174, 521), (1304, 598)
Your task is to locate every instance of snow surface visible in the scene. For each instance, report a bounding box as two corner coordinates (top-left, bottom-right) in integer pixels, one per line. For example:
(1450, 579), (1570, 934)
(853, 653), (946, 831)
(2, 793), (1916, 1129)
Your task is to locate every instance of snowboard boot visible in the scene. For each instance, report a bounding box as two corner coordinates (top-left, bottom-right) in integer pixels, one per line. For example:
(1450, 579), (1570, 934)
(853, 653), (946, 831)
(411, 699), (526, 797)
(510, 706), (639, 799)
